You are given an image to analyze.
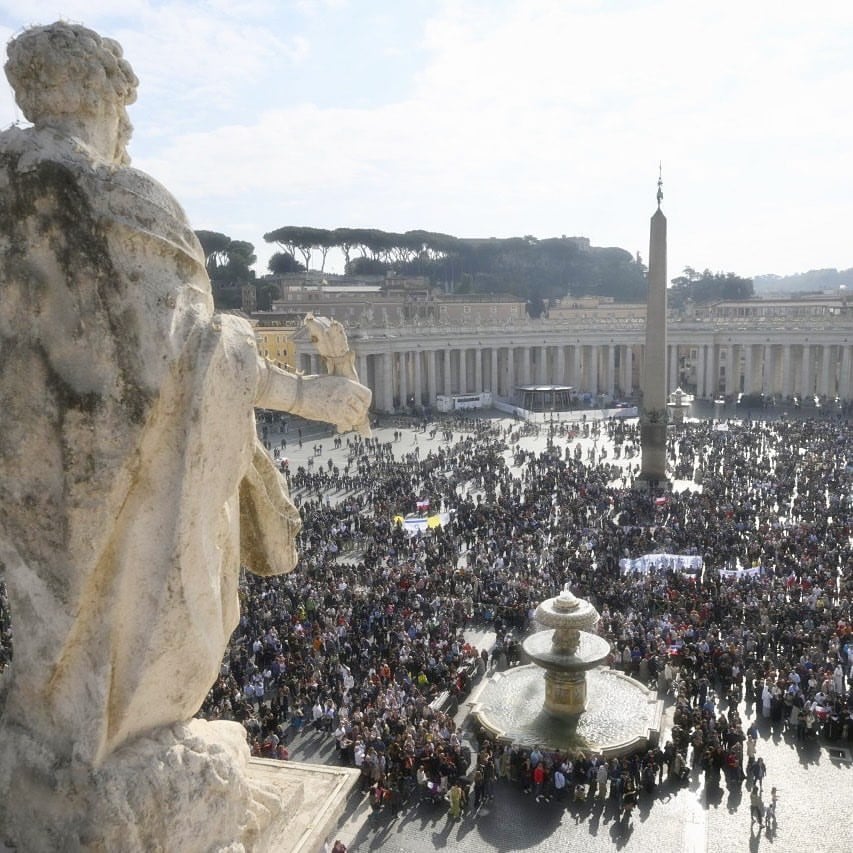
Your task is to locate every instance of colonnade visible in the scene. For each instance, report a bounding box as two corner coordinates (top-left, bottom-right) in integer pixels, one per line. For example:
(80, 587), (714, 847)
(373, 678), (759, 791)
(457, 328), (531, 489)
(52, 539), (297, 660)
(295, 328), (853, 413)
(691, 341), (853, 400)
(321, 343), (639, 412)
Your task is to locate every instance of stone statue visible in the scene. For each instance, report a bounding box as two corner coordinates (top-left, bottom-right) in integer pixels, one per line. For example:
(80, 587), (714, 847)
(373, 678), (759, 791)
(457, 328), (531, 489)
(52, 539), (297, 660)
(0, 22), (370, 852)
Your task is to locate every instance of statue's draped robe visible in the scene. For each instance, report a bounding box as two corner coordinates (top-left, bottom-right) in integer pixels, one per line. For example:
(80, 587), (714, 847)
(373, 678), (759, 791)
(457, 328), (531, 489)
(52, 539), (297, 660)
(0, 128), (300, 768)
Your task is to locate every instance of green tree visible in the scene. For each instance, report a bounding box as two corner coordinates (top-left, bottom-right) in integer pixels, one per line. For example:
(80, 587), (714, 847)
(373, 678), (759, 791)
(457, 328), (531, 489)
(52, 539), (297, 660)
(268, 252), (306, 275)
(225, 241), (257, 282)
(670, 267), (753, 309)
(195, 230), (256, 284)
(347, 256), (389, 276)
(260, 224), (655, 301)
(196, 230), (231, 280)
(332, 227), (360, 268)
(264, 226), (331, 270)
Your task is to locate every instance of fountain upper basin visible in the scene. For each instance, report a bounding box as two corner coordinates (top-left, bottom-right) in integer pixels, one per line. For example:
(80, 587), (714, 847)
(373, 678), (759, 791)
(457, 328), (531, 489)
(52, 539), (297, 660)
(523, 628), (611, 674)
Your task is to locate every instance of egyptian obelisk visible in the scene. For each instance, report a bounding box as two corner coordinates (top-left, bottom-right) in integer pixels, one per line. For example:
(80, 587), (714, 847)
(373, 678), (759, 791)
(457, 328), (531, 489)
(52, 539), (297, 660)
(639, 169), (668, 487)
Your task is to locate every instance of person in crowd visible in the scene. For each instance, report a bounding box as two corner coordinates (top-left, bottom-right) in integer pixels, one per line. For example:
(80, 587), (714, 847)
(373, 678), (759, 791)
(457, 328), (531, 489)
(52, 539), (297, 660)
(750, 785), (764, 828)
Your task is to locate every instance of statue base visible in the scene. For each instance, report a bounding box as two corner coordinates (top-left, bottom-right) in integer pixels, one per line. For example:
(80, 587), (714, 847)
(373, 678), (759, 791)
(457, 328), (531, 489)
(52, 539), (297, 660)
(0, 718), (358, 852)
(247, 759), (359, 853)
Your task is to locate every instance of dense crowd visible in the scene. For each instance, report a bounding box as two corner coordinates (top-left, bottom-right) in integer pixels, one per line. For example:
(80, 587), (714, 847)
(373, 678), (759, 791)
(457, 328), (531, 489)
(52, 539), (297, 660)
(203, 412), (851, 825)
(1, 411), (850, 829)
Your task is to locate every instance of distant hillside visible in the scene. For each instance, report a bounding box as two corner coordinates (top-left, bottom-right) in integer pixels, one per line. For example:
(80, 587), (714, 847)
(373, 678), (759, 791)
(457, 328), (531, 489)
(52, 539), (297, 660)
(754, 268), (853, 295)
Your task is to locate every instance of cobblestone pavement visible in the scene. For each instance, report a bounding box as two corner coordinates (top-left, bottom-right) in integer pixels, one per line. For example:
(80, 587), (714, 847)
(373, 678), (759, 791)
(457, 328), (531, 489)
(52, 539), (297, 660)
(269, 413), (853, 852)
(288, 690), (853, 853)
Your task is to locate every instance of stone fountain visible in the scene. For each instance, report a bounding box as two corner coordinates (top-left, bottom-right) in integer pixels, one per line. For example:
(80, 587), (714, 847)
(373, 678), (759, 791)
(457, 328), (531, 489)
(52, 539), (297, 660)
(522, 585), (611, 718)
(471, 585), (663, 758)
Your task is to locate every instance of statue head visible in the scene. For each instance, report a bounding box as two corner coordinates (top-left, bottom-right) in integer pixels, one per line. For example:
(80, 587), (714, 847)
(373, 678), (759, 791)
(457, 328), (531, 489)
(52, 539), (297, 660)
(5, 21), (139, 165)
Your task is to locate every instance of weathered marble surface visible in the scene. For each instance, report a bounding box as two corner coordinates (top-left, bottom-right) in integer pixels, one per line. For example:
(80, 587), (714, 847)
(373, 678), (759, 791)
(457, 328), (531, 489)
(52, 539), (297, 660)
(0, 21), (368, 851)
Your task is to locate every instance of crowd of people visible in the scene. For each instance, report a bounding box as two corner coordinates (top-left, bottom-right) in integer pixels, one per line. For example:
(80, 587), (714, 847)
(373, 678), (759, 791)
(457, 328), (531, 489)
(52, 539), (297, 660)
(1, 410), (850, 833)
(205, 411), (851, 828)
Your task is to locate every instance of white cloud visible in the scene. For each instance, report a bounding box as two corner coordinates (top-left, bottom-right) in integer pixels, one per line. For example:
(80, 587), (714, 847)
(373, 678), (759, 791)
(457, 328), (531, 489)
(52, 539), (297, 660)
(2, 0), (853, 278)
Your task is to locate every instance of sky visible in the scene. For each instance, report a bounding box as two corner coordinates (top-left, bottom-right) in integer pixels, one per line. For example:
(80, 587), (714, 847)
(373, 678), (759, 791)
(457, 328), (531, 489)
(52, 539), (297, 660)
(2, 0), (852, 282)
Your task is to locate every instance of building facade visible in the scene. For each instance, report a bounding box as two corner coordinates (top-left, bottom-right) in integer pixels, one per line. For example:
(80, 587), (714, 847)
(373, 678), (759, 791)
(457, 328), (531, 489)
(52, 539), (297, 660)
(254, 317), (302, 370)
(253, 293), (853, 413)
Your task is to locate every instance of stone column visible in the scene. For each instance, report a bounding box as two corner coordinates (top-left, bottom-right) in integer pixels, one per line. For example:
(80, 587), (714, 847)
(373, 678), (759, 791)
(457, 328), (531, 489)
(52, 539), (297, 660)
(522, 347), (532, 384)
(507, 347), (515, 397)
(556, 346), (566, 385)
(668, 344), (678, 394)
(762, 344), (773, 394)
(382, 352), (393, 412)
(361, 353), (372, 404)
(618, 345), (629, 397)
(711, 344), (719, 396)
(605, 345), (615, 396)
(398, 351), (408, 407)
(356, 353), (368, 392)
(781, 345), (792, 398)
(475, 347), (483, 393)
(427, 350), (437, 404)
(492, 346), (506, 397)
(819, 344), (832, 396)
(575, 346), (582, 388)
(443, 348), (452, 395)
(538, 346), (548, 383)
(588, 346), (599, 395)
(413, 349), (422, 407)
(840, 344), (852, 401)
(696, 344), (706, 398)
(370, 353), (380, 411)
(735, 344), (744, 394)
(800, 344), (812, 396)
(724, 345), (735, 396)
(707, 343), (716, 396)
(743, 344), (754, 394)
(452, 349), (460, 394)
(389, 352), (398, 408)
(705, 345), (715, 397)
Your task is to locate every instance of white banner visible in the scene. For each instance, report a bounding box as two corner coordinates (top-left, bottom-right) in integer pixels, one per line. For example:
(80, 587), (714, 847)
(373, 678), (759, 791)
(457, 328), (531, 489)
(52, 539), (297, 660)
(619, 553), (703, 576)
(717, 566), (762, 579)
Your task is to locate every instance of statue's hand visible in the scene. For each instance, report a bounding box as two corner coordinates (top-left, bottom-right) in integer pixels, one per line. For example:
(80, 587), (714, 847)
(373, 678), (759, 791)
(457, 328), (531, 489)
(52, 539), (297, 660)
(298, 375), (371, 433)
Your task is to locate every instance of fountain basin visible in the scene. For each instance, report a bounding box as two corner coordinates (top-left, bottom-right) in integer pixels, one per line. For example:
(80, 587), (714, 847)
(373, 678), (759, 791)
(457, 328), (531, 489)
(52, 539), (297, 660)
(471, 664), (663, 759)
